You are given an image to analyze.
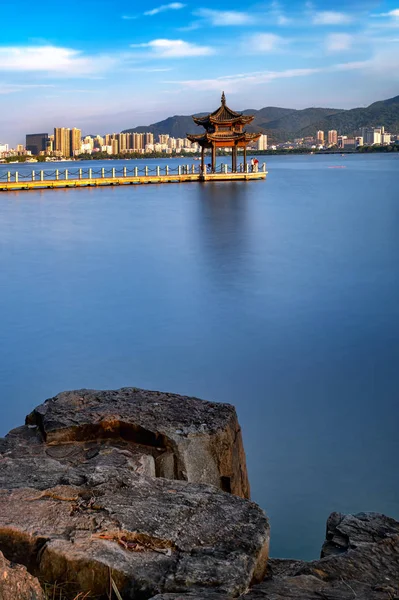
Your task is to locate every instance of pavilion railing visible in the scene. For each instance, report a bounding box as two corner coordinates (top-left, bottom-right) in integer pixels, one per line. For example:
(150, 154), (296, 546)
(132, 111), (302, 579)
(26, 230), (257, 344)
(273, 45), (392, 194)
(0, 163), (266, 183)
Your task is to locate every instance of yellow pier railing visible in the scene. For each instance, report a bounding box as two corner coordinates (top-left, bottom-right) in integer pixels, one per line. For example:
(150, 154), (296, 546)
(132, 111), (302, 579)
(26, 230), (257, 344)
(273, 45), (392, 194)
(0, 163), (267, 192)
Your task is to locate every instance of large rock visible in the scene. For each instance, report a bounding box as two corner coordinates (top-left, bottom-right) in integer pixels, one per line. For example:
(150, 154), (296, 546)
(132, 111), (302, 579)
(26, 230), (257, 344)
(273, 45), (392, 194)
(0, 551), (45, 600)
(150, 513), (399, 600)
(321, 511), (399, 557)
(25, 387), (250, 498)
(244, 512), (399, 600)
(0, 388), (269, 599)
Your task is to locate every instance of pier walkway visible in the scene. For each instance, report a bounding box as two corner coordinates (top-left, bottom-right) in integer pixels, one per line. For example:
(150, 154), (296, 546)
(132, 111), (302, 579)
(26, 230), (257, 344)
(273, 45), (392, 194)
(0, 164), (267, 192)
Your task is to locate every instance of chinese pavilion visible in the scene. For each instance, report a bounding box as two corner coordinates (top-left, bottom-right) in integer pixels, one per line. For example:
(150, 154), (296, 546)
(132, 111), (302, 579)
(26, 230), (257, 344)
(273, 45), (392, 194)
(187, 92), (261, 173)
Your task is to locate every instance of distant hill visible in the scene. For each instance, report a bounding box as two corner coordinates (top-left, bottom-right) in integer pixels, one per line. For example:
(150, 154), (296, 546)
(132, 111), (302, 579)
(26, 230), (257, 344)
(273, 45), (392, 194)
(122, 95), (399, 143)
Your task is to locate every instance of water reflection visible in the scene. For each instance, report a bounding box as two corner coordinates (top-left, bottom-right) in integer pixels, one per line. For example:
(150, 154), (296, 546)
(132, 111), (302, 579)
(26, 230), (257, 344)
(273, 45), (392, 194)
(193, 182), (252, 286)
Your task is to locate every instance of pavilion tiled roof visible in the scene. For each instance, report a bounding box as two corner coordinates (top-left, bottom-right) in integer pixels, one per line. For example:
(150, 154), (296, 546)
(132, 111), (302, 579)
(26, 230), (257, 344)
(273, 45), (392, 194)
(193, 92), (254, 126)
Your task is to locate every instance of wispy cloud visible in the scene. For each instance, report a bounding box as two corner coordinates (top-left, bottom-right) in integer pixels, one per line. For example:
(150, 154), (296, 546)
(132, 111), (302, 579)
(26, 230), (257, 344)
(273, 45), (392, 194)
(167, 58), (380, 92)
(244, 33), (289, 53)
(144, 3), (185, 16)
(270, 1), (291, 26)
(325, 33), (352, 52)
(312, 11), (353, 25)
(194, 8), (255, 26)
(167, 67), (322, 91)
(0, 46), (114, 75)
(131, 39), (214, 57)
(0, 83), (55, 95)
(372, 9), (399, 18)
(122, 15), (138, 20)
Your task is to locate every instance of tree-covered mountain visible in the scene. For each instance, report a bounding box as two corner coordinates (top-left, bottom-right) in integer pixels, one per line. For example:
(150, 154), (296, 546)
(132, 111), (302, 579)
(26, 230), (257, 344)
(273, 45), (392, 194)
(122, 95), (399, 143)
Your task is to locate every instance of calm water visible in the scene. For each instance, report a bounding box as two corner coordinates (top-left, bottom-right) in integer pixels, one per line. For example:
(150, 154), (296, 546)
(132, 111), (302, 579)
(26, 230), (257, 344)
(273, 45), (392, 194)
(1, 154), (399, 560)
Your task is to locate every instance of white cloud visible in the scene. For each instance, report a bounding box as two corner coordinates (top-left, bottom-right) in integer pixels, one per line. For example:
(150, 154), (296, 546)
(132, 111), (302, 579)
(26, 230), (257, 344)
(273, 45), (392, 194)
(131, 39), (214, 57)
(245, 33), (288, 53)
(372, 9), (399, 18)
(312, 11), (353, 25)
(144, 3), (185, 16)
(325, 33), (352, 52)
(194, 8), (255, 26)
(0, 46), (113, 75)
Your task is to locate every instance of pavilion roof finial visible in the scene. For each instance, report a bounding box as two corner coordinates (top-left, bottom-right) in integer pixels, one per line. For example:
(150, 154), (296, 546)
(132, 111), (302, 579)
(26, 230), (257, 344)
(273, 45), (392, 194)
(221, 91), (226, 106)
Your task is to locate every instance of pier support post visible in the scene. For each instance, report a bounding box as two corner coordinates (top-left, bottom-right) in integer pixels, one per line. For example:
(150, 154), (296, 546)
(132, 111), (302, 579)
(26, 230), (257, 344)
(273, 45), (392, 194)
(224, 164), (228, 174)
(40, 171), (44, 182)
(55, 170), (59, 181)
(15, 172), (18, 183)
(186, 165), (189, 175)
(7, 172), (10, 183)
(112, 168), (115, 178)
(156, 166), (160, 176)
(123, 167), (127, 177)
(79, 169), (82, 180)
(145, 166), (149, 176)
(65, 170), (68, 180)
(88, 168), (92, 179)
(101, 168), (105, 178)
(134, 167), (138, 177)
(178, 165), (181, 175)
(191, 164), (195, 174)
(32, 171), (35, 181)
(166, 165), (169, 175)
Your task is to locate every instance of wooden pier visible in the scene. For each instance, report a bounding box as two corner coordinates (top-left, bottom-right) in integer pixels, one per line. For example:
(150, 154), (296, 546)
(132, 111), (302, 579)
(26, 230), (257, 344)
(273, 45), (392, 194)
(0, 164), (267, 192)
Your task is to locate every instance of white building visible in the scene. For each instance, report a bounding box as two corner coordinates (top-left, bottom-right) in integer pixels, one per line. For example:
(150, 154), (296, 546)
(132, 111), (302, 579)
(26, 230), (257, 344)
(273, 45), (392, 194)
(257, 134), (268, 151)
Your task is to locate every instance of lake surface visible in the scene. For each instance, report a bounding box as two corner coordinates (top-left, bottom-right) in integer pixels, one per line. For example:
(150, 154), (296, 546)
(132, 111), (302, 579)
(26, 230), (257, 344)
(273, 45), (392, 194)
(1, 153), (399, 560)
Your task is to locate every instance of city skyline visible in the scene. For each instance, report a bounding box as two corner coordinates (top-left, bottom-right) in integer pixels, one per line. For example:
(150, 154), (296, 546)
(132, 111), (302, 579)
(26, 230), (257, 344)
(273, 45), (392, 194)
(1, 0), (399, 145)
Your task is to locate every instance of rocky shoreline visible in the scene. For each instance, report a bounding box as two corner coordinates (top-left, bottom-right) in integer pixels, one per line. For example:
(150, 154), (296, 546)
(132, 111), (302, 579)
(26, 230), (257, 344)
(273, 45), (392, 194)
(0, 388), (398, 599)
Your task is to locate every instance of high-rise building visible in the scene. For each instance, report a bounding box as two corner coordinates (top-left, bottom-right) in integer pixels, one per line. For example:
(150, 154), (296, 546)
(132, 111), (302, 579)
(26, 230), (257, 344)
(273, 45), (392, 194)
(70, 128), (82, 156)
(26, 133), (49, 156)
(327, 130), (337, 145)
(111, 139), (119, 154)
(360, 127), (387, 145)
(317, 130), (324, 144)
(159, 134), (169, 144)
(257, 134), (268, 150)
(133, 133), (145, 151)
(382, 133), (391, 145)
(93, 135), (104, 149)
(116, 133), (128, 153)
(145, 132), (154, 145)
(54, 128), (71, 157)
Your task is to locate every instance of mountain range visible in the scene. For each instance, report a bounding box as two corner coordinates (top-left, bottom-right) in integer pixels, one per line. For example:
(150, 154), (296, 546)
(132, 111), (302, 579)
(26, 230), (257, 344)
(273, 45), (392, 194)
(122, 95), (399, 143)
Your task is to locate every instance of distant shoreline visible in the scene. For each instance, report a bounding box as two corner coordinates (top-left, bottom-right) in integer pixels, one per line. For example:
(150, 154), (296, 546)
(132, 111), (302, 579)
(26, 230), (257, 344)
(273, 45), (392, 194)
(0, 145), (398, 165)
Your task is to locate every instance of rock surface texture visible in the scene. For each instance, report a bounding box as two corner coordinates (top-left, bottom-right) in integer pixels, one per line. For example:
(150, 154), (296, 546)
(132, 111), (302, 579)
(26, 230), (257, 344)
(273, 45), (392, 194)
(0, 551), (45, 600)
(0, 387), (398, 600)
(150, 513), (399, 600)
(0, 388), (268, 599)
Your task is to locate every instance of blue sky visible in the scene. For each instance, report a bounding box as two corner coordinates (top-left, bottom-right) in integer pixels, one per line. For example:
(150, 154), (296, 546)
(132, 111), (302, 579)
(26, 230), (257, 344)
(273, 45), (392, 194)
(1, 0), (399, 144)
